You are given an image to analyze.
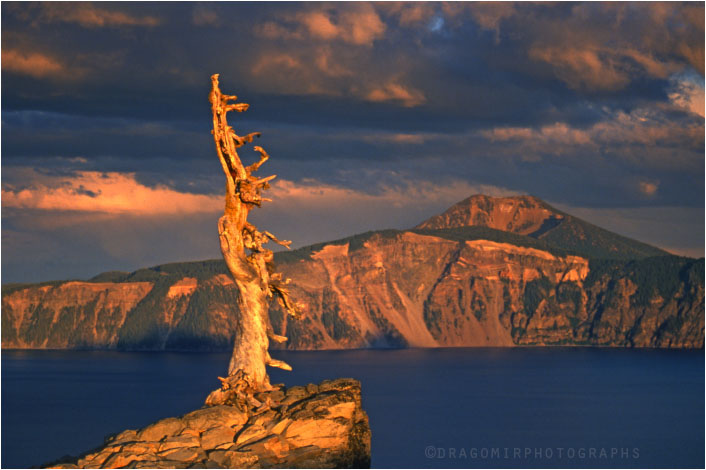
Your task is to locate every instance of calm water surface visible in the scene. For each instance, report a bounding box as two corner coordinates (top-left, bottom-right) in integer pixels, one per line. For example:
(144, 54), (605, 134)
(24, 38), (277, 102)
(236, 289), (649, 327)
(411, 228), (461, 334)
(1, 348), (703, 468)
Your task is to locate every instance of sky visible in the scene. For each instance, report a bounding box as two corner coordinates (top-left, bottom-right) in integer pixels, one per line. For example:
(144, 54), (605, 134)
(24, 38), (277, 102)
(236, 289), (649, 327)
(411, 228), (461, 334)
(1, 1), (704, 284)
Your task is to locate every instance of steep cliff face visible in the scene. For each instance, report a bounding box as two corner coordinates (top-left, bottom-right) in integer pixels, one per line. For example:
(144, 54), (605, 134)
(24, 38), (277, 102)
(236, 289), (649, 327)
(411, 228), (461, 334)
(2, 282), (153, 349)
(2, 195), (703, 350)
(3, 232), (702, 350)
(577, 257), (705, 348)
(273, 233), (702, 349)
(274, 232), (458, 349)
(274, 234), (590, 349)
(420, 239), (589, 347)
(1, 275), (242, 351)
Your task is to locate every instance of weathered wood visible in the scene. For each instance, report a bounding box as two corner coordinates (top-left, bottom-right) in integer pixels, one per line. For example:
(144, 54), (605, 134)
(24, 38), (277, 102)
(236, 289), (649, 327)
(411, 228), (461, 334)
(209, 74), (301, 390)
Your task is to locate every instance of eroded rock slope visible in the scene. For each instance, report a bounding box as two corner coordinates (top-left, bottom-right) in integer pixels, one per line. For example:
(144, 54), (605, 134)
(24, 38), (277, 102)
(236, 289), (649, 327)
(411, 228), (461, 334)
(3, 195), (703, 350)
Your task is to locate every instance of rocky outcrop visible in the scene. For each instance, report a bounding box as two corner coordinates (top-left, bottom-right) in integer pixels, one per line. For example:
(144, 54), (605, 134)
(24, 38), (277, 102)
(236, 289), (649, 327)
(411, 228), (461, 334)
(3, 195), (703, 350)
(417, 194), (563, 235)
(416, 194), (669, 259)
(47, 378), (370, 469)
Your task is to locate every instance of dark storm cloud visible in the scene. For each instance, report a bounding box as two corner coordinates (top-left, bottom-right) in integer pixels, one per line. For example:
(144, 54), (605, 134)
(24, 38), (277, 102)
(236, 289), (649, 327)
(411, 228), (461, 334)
(2, 2), (696, 125)
(2, 2), (704, 283)
(3, 2), (700, 137)
(1, 111), (211, 160)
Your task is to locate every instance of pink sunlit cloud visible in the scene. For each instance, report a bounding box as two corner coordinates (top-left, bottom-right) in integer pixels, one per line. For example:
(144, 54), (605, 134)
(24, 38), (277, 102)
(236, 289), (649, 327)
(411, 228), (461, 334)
(256, 4), (385, 46)
(30, 2), (160, 28)
(1, 48), (65, 79)
(366, 81), (426, 107)
(1, 171), (222, 216)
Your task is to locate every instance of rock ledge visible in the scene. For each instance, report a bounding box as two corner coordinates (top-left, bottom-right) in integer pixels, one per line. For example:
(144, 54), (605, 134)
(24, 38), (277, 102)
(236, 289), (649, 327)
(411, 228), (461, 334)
(47, 378), (370, 469)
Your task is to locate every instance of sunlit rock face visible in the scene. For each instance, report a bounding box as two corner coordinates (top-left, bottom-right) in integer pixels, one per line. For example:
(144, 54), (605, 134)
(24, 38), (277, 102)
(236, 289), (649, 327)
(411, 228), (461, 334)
(416, 194), (563, 235)
(1, 281), (154, 348)
(416, 194), (670, 260)
(3, 195), (703, 350)
(274, 233), (702, 349)
(1, 276), (240, 351)
(46, 378), (371, 469)
(276, 233), (590, 348)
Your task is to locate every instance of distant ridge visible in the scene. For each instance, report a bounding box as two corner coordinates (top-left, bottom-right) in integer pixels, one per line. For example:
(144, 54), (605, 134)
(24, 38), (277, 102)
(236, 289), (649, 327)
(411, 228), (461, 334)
(416, 194), (669, 260)
(417, 195), (560, 234)
(2, 193), (702, 351)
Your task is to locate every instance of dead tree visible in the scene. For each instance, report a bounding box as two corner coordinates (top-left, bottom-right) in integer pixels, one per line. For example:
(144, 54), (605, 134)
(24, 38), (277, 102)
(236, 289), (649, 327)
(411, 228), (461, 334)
(209, 74), (301, 391)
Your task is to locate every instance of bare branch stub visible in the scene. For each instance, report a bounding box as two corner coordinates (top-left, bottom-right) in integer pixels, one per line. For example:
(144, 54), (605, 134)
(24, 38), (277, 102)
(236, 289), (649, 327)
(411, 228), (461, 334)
(209, 73), (302, 391)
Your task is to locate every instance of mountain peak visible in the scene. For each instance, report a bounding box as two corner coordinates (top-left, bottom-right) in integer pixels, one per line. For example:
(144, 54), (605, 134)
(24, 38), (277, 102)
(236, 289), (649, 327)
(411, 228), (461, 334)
(416, 194), (564, 236)
(415, 193), (669, 260)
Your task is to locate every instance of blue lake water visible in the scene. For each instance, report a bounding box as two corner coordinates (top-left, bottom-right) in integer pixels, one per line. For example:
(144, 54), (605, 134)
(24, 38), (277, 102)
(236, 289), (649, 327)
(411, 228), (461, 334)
(1, 348), (703, 469)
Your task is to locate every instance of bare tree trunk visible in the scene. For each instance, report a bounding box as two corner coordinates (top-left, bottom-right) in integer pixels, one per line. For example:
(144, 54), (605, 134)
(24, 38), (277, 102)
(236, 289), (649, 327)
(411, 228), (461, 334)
(209, 74), (301, 391)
